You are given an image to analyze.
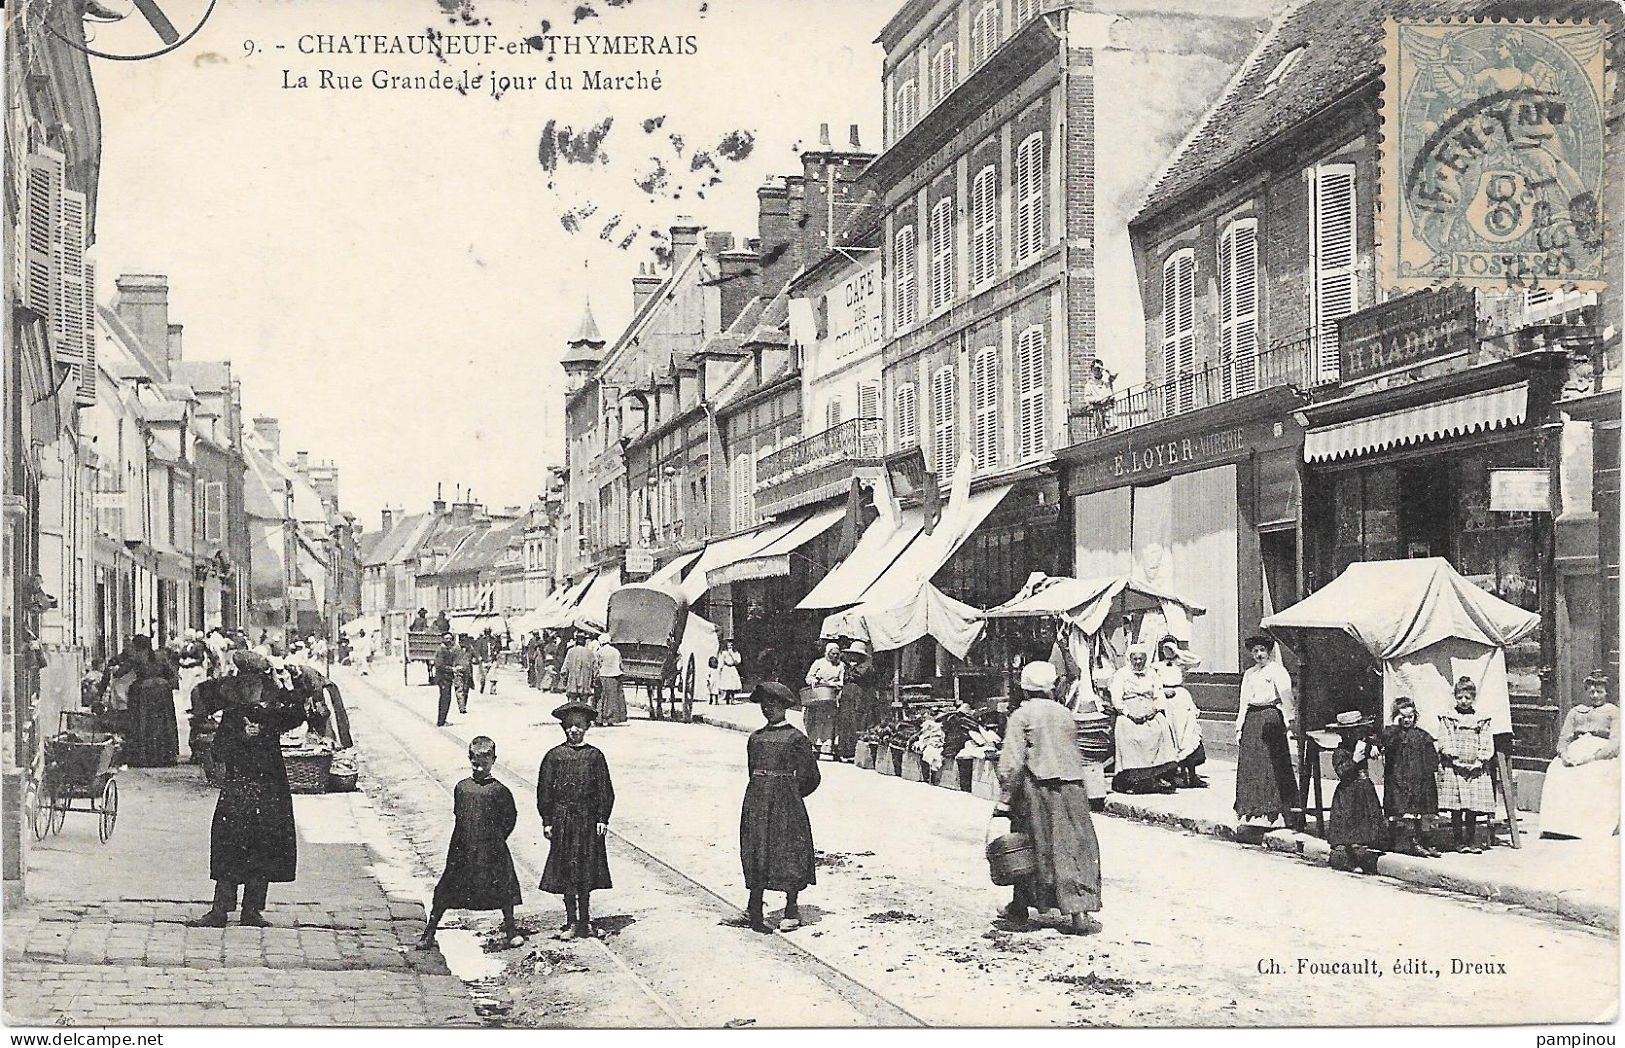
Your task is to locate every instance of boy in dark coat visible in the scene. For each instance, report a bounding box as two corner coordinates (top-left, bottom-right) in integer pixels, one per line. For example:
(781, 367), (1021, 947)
(420, 736), (524, 948)
(740, 682), (821, 933)
(537, 701), (614, 940)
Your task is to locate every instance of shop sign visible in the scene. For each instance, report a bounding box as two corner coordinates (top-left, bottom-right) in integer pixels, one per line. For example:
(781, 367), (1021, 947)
(287, 583), (313, 601)
(1490, 469), (1551, 513)
(826, 263), (882, 363)
(624, 547), (655, 575)
(92, 491), (126, 509)
(1337, 286), (1475, 383)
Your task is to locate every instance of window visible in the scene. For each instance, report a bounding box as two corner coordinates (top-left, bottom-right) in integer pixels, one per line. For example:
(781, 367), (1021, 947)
(1311, 162), (1357, 383)
(930, 365), (958, 476)
(896, 382), (919, 448)
(929, 197), (955, 312)
(825, 397), (844, 431)
(970, 165), (998, 286)
(893, 224), (918, 330)
(971, 347), (1000, 472)
(971, 0), (1002, 67)
(895, 78), (918, 135)
(1218, 218), (1259, 399)
(1016, 325), (1047, 461)
(930, 42), (957, 105)
(1014, 132), (1045, 262)
(858, 382), (881, 422)
(204, 481), (224, 543)
(732, 452), (757, 531)
(1013, 0), (1038, 25)
(1161, 249), (1197, 414)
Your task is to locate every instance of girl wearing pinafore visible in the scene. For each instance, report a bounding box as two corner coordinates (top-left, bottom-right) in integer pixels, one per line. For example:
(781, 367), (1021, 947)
(1435, 678), (1496, 853)
(1324, 714), (1385, 873)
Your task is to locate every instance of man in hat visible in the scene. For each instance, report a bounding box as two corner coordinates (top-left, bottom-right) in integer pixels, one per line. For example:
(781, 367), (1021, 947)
(739, 682), (820, 933)
(834, 638), (878, 763)
(432, 633), (461, 727)
(536, 700), (615, 940)
(995, 662), (1102, 935)
(561, 633), (597, 709)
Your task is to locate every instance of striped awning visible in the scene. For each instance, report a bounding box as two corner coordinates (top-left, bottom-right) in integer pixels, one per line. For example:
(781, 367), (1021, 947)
(1304, 383), (1528, 463)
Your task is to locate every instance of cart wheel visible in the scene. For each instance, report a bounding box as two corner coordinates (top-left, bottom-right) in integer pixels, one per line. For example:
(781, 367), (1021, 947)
(98, 778), (118, 843)
(46, 783), (66, 836)
(26, 779), (45, 841)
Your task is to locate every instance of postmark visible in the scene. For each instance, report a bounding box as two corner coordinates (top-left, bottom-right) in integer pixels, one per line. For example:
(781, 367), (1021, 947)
(43, 0), (217, 62)
(1380, 19), (1609, 291)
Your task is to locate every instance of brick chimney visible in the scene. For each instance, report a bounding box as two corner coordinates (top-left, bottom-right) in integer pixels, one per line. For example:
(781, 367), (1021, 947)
(669, 216), (702, 260)
(295, 450), (310, 474)
(166, 323), (184, 369)
(381, 507), (395, 531)
(433, 483), (446, 515)
(113, 274), (170, 377)
(756, 180), (796, 294)
(718, 247), (760, 330)
(632, 263), (663, 314)
(252, 416), (281, 456)
(801, 124), (877, 261)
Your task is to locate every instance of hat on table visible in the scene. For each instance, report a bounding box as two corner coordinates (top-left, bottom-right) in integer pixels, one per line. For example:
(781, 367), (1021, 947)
(1324, 710), (1375, 732)
(551, 700), (598, 723)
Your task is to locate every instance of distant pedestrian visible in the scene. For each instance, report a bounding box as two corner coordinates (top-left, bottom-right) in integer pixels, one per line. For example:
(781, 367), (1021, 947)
(108, 635), (180, 767)
(476, 627), (499, 694)
(1435, 677), (1496, 853)
(995, 662), (1102, 935)
(739, 682), (820, 934)
(433, 633), (460, 726)
(561, 633), (596, 707)
(1322, 713), (1385, 873)
(537, 701), (614, 940)
(834, 639), (878, 762)
(419, 735), (524, 949)
(1381, 697), (1440, 857)
(1234, 635), (1298, 828)
(715, 639), (743, 702)
(803, 641), (844, 759)
(595, 639), (627, 726)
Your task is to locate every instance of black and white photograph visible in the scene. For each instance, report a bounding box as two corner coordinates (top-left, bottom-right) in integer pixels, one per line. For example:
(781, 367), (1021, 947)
(2, 0), (1620, 1035)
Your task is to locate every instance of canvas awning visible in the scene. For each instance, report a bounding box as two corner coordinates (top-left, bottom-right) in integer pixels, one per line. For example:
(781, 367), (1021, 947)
(1304, 383), (1527, 463)
(570, 566), (624, 633)
(857, 483), (1012, 610)
(819, 584), (985, 660)
(649, 549), (703, 588)
(534, 574), (596, 630)
(796, 508), (925, 610)
(707, 504), (847, 587)
(679, 517), (804, 603)
(981, 573), (1206, 637)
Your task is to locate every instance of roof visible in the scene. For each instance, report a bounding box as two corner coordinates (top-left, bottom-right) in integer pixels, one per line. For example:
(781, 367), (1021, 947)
(362, 511), (440, 567)
(438, 517), (526, 576)
(568, 299), (605, 346)
(241, 436), (329, 524)
(1137, 0), (1617, 222)
(170, 359), (232, 393)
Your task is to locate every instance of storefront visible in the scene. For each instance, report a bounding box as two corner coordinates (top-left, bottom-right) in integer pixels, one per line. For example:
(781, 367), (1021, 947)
(1060, 388), (1308, 731)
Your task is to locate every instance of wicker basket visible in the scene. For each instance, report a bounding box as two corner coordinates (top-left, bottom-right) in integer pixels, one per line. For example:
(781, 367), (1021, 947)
(326, 772), (359, 793)
(284, 751), (334, 794)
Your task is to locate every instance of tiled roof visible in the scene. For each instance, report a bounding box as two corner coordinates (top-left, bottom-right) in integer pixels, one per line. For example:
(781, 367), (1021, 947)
(1138, 0), (1616, 221)
(438, 517), (526, 576)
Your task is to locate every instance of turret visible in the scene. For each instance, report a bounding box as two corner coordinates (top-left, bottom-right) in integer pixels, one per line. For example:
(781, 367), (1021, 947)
(561, 298), (606, 394)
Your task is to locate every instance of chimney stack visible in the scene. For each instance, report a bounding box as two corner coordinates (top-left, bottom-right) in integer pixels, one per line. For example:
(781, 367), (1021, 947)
(166, 324), (184, 368)
(295, 450), (310, 473)
(849, 124), (862, 149)
(381, 507), (395, 531)
(113, 274), (171, 378)
(669, 216), (701, 259)
(632, 263), (663, 313)
(433, 482), (446, 515)
(252, 416), (281, 456)
(818, 122), (831, 148)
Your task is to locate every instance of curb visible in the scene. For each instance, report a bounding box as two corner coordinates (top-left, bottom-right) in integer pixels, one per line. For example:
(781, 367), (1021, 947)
(633, 695), (1618, 931)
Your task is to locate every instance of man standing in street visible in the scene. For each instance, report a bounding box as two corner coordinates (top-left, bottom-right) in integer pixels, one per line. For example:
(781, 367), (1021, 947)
(433, 633), (460, 727)
(561, 633), (597, 710)
(476, 627), (499, 694)
(835, 639), (878, 763)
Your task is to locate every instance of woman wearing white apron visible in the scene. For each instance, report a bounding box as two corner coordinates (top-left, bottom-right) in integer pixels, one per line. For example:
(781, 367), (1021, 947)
(1540, 671), (1620, 840)
(1153, 636), (1206, 788)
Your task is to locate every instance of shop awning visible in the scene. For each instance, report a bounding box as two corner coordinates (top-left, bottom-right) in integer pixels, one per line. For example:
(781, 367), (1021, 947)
(797, 509), (925, 610)
(571, 566), (624, 633)
(707, 504), (847, 587)
(534, 574), (595, 630)
(1304, 383), (1528, 463)
(649, 549), (703, 588)
(680, 517), (804, 603)
(819, 583), (985, 659)
(858, 483), (1012, 610)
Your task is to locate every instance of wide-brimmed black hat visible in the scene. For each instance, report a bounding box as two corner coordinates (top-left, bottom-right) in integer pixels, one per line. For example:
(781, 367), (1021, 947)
(231, 650), (272, 675)
(551, 701), (598, 723)
(750, 681), (800, 709)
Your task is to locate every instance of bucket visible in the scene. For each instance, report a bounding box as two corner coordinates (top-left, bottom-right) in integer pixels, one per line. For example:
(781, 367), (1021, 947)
(984, 819), (1037, 886)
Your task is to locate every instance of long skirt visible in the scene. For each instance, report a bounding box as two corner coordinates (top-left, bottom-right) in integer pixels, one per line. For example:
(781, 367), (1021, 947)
(740, 777), (815, 892)
(539, 804), (612, 894)
(1112, 711), (1177, 788)
(1074, 714), (1113, 800)
(1436, 763), (1495, 814)
(1011, 775), (1101, 916)
(125, 681), (179, 767)
(1540, 743), (1620, 839)
(599, 676), (627, 726)
(1161, 687), (1205, 764)
(803, 698), (837, 752)
(1235, 704), (1297, 820)
(1327, 777), (1386, 847)
(211, 776), (297, 883)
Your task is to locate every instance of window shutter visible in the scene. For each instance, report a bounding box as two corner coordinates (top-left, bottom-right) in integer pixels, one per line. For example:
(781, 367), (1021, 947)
(896, 382), (919, 448)
(1016, 325), (1047, 461)
(896, 78), (918, 134)
(929, 197), (954, 311)
(972, 347), (1000, 472)
(932, 43), (956, 105)
(24, 149), (63, 319)
(858, 382), (880, 421)
(894, 224), (918, 330)
(1312, 163), (1357, 383)
(53, 190), (87, 376)
(1217, 227), (1235, 398)
(1161, 250), (1197, 415)
(1231, 221), (1259, 396)
(972, 1), (1001, 66)
(825, 397), (843, 430)
(931, 365), (957, 476)
(1015, 133), (1044, 262)
(971, 166), (997, 286)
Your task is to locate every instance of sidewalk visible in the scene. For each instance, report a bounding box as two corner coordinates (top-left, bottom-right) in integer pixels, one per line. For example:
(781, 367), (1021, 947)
(631, 692), (1620, 931)
(4, 765), (480, 1027)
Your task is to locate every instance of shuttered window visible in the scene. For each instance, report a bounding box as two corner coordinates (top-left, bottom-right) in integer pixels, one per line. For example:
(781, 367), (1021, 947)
(896, 382), (919, 448)
(731, 452), (758, 531)
(1013, 0), (1037, 25)
(893, 224), (918, 330)
(895, 78), (918, 135)
(970, 1), (1001, 67)
(930, 365), (957, 476)
(1218, 218), (1259, 399)
(971, 347), (1000, 472)
(1161, 249), (1197, 415)
(930, 43), (957, 106)
(970, 165), (998, 287)
(858, 382), (881, 421)
(205, 481), (225, 543)
(1311, 162), (1357, 383)
(24, 149), (62, 318)
(1014, 132), (1045, 262)
(929, 197), (955, 312)
(54, 189), (86, 371)
(825, 397), (843, 431)
(1016, 325), (1047, 461)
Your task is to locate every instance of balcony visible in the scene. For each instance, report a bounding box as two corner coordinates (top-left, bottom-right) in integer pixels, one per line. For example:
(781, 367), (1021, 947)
(756, 417), (885, 519)
(1076, 334), (1334, 442)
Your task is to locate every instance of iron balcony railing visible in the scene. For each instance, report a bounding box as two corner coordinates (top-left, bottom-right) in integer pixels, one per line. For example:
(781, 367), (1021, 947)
(756, 417), (885, 488)
(1076, 333), (1336, 441)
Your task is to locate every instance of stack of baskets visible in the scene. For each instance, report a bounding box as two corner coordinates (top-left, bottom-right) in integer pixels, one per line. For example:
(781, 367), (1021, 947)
(283, 750), (334, 794)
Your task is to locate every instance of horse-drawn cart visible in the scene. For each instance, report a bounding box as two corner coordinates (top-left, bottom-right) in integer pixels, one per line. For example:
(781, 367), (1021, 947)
(607, 583), (692, 722)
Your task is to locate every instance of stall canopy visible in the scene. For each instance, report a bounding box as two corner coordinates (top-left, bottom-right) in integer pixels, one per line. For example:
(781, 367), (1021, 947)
(709, 504), (847, 587)
(1261, 558), (1539, 736)
(571, 566), (624, 634)
(819, 583), (985, 660)
(797, 508), (925, 610)
(340, 615), (381, 638)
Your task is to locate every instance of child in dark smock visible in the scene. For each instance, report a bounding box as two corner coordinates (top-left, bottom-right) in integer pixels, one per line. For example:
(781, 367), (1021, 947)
(1322, 713), (1385, 874)
(419, 735), (523, 948)
(537, 701), (615, 940)
(739, 682), (821, 934)
(1380, 697), (1440, 857)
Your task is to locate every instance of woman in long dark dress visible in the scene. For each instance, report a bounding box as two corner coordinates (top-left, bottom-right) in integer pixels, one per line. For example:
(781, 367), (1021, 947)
(537, 701), (615, 940)
(112, 635), (180, 767)
(740, 682), (821, 933)
(1234, 635), (1298, 826)
(189, 652), (306, 927)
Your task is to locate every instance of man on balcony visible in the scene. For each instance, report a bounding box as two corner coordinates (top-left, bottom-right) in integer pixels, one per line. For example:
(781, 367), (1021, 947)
(1081, 359), (1117, 436)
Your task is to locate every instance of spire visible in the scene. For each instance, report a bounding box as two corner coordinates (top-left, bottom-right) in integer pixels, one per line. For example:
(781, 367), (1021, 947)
(568, 297), (604, 348)
(562, 294), (607, 371)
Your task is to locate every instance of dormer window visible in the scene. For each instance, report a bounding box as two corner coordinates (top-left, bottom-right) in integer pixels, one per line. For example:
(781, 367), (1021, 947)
(1259, 46), (1304, 96)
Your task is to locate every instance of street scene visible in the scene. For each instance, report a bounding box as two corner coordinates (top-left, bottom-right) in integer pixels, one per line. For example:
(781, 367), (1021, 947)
(4, 0), (1621, 1035)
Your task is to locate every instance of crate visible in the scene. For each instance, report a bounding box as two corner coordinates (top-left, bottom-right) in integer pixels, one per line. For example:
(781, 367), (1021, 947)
(971, 758), (1001, 801)
(284, 752), (334, 794)
(901, 751), (929, 783)
(938, 760), (972, 792)
(875, 745), (897, 776)
(855, 741), (876, 770)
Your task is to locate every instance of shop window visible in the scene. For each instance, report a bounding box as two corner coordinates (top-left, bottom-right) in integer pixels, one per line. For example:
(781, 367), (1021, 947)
(1311, 162), (1358, 382)
(971, 346), (1000, 472)
(893, 223), (918, 330)
(1014, 132), (1045, 263)
(1454, 449), (1540, 612)
(970, 165), (998, 286)
(1218, 217), (1259, 399)
(929, 196), (955, 312)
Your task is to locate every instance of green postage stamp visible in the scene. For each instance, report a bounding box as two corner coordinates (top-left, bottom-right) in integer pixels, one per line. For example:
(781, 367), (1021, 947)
(1381, 20), (1609, 291)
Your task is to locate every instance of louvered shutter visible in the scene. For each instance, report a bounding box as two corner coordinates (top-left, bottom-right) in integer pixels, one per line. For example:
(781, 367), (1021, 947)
(972, 347), (999, 472)
(1312, 164), (1357, 383)
(972, 2), (1001, 66)
(1230, 221), (1259, 396)
(929, 197), (954, 311)
(1161, 250), (1196, 416)
(1017, 325), (1047, 461)
(896, 382), (918, 448)
(896, 79), (918, 134)
(54, 189), (87, 372)
(971, 166), (997, 286)
(1217, 228), (1235, 399)
(1015, 133), (1044, 262)
(858, 382), (880, 422)
(825, 397), (843, 430)
(24, 150), (63, 318)
(894, 225), (918, 329)
(931, 366), (957, 476)
(77, 260), (97, 406)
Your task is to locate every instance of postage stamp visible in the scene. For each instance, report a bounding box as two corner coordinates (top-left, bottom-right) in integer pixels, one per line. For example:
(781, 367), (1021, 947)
(1380, 20), (1610, 291)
